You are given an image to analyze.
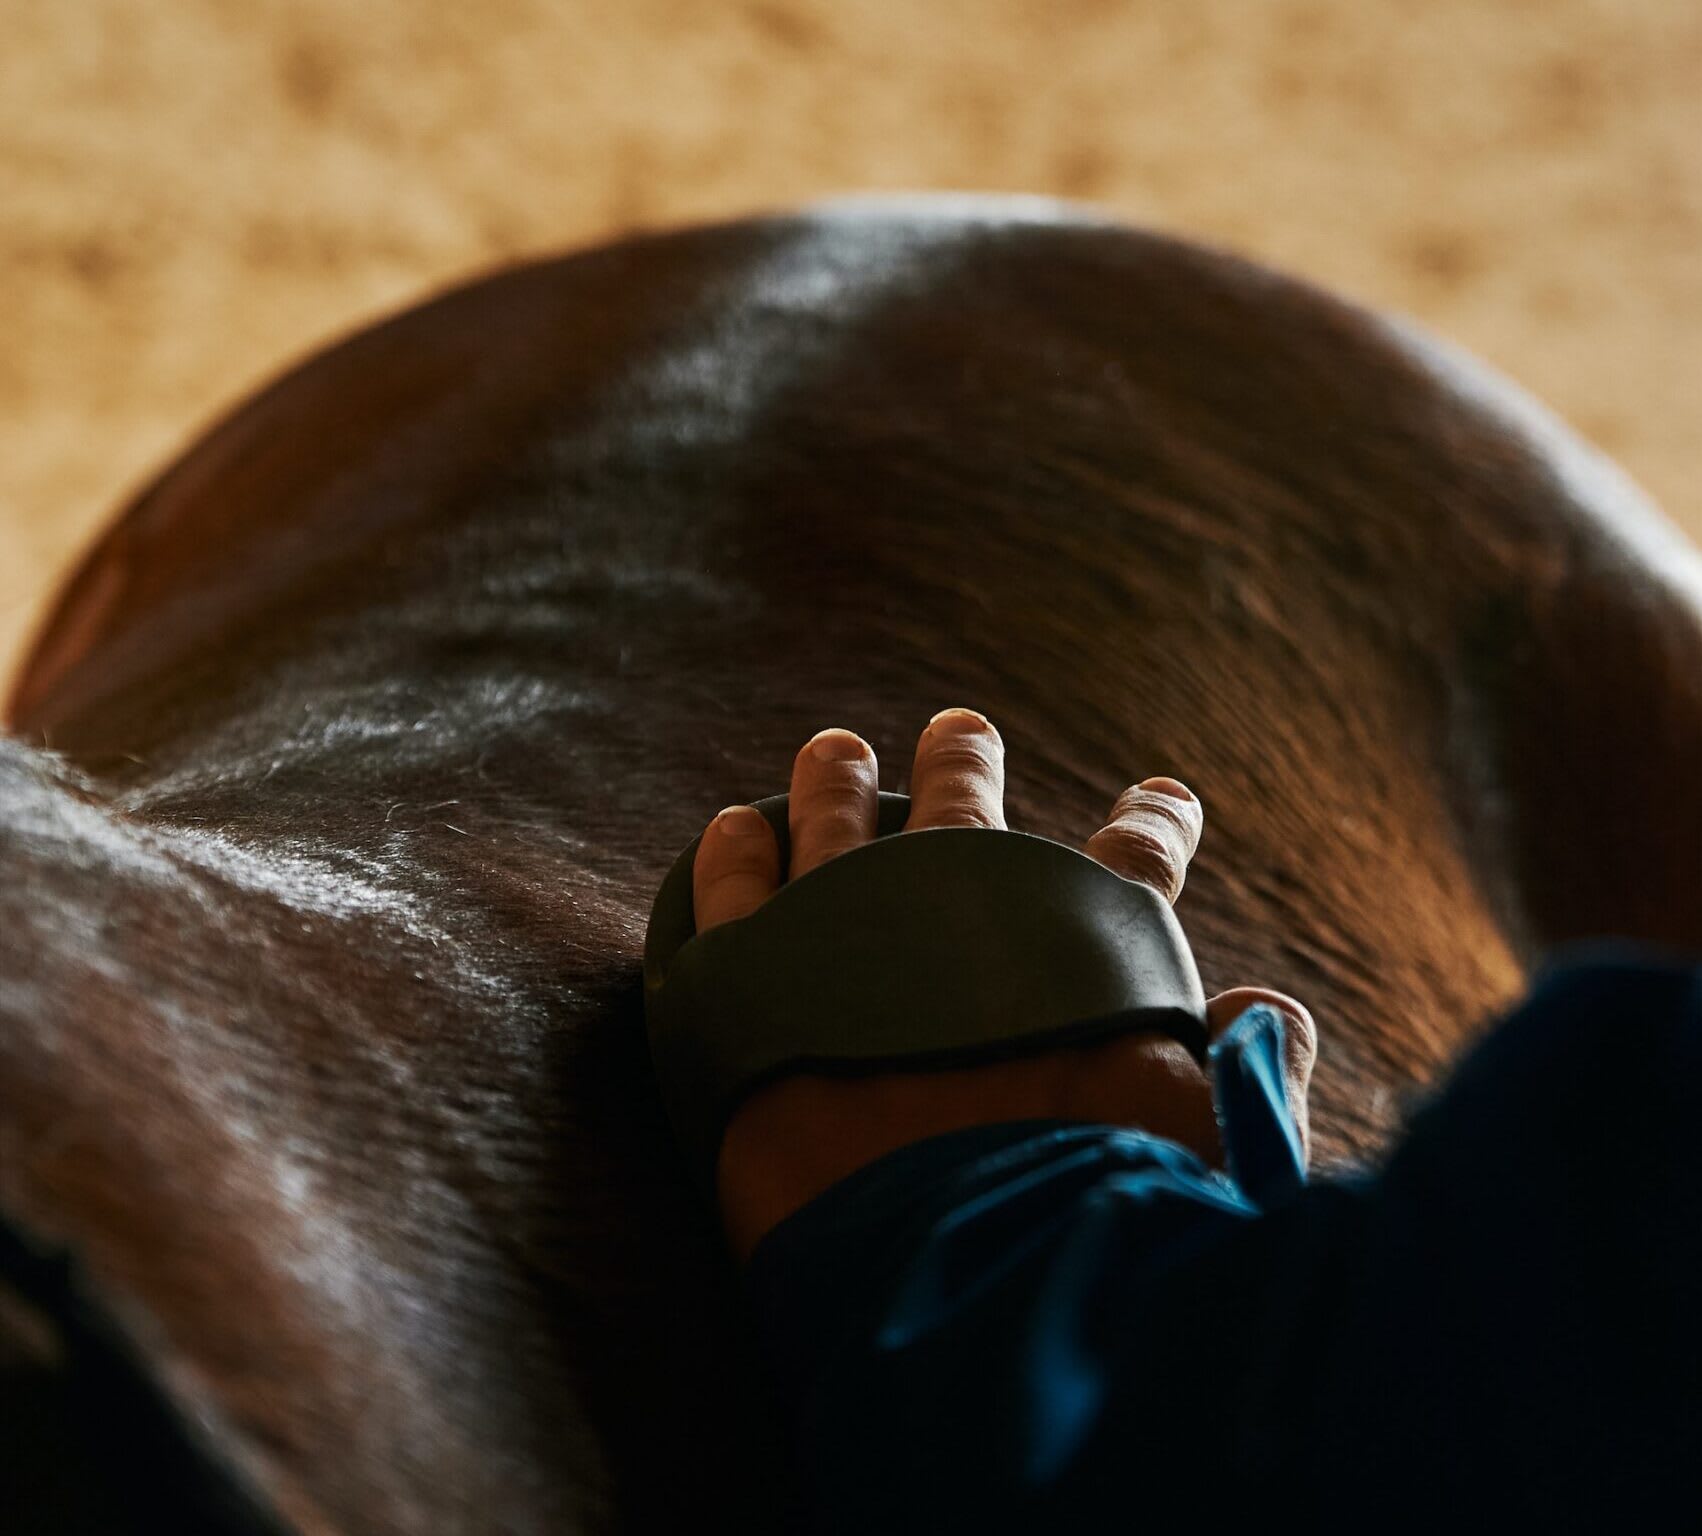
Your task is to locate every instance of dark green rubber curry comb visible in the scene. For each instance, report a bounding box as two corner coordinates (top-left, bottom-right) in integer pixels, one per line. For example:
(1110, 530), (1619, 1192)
(643, 789), (1209, 1205)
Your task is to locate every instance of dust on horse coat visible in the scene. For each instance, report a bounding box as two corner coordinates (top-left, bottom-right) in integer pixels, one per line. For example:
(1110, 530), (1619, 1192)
(3, 194), (1699, 1534)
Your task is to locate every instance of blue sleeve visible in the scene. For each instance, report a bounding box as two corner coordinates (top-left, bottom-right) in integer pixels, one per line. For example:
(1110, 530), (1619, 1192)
(738, 944), (1702, 1532)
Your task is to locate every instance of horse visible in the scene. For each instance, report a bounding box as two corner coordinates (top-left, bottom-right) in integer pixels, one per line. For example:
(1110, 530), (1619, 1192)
(3, 192), (1699, 1533)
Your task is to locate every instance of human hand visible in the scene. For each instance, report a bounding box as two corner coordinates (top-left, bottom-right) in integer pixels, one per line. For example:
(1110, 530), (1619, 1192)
(692, 708), (1317, 1264)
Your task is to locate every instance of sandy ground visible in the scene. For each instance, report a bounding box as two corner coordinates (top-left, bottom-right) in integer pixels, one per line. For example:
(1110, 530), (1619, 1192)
(2, 0), (1697, 687)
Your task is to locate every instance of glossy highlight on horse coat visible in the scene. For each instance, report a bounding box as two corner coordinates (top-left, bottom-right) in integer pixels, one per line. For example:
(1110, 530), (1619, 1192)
(3, 194), (1699, 1533)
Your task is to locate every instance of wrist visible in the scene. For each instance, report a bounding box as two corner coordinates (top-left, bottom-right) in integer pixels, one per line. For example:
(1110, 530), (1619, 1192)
(713, 1033), (1223, 1265)
(715, 1074), (1009, 1264)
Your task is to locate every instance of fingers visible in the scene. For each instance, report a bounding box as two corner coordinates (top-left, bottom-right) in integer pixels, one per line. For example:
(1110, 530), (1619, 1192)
(1082, 777), (1204, 903)
(903, 708), (1008, 833)
(692, 803), (782, 933)
(787, 728), (879, 880)
(699, 711), (1204, 938)
(695, 706), (1008, 932)
(692, 718), (884, 931)
(1206, 986), (1318, 1164)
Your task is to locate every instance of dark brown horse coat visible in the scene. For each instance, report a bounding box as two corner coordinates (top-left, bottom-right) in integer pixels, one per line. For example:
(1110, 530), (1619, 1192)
(2, 195), (1699, 1533)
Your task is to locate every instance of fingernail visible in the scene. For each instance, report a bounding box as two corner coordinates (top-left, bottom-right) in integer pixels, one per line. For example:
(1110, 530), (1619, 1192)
(809, 728), (868, 763)
(928, 708), (991, 735)
(716, 805), (768, 837)
(1139, 776), (1195, 802)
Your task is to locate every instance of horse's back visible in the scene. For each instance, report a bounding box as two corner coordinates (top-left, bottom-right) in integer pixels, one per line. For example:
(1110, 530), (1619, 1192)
(4, 195), (1700, 1533)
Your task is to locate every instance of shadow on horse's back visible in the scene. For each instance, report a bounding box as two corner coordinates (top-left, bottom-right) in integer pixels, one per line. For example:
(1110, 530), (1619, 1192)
(3, 194), (1700, 1533)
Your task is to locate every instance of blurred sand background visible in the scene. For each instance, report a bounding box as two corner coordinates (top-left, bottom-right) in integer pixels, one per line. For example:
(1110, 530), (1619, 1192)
(2, 0), (1697, 687)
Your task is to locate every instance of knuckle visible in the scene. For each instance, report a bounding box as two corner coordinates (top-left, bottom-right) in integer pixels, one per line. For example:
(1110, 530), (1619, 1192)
(790, 797), (874, 869)
(1086, 822), (1185, 896)
(911, 739), (1006, 831)
(917, 753), (993, 794)
(906, 798), (1004, 832)
(924, 729), (993, 756)
(798, 778), (869, 813)
(946, 802), (1005, 831)
(792, 789), (872, 842)
(919, 729), (1002, 772)
(1111, 782), (1202, 834)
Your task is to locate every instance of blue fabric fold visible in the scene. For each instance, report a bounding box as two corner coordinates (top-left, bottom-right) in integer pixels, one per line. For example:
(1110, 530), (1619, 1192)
(1209, 1001), (1307, 1208)
(738, 944), (1702, 1533)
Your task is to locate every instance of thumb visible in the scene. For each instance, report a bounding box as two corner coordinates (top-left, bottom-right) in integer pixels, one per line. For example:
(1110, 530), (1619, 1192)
(1206, 986), (1317, 1166)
